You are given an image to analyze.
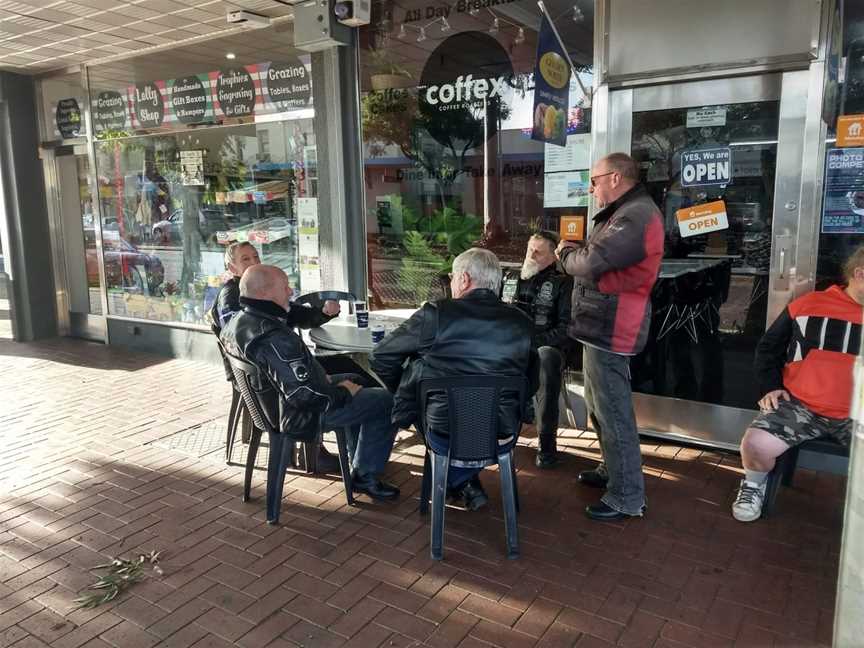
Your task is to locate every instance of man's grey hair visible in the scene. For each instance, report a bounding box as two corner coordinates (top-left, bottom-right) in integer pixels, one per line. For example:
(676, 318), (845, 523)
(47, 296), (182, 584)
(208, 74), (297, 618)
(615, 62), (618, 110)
(452, 248), (502, 293)
(224, 241), (254, 268)
(598, 152), (639, 182)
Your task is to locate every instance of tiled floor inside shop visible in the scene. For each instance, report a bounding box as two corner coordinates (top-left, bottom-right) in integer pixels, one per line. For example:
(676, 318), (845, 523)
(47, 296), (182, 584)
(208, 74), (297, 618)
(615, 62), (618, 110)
(0, 337), (843, 648)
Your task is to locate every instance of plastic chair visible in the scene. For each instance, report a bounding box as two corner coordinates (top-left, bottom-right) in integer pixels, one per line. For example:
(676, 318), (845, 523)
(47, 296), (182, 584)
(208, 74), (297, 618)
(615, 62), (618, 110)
(416, 375), (528, 561)
(212, 328), (246, 464)
(225, 352), (354, 523)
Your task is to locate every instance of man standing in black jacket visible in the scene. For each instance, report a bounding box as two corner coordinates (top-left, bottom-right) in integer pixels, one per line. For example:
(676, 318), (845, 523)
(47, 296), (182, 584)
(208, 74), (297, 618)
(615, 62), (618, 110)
(220, 265), (400, 501)
(371, 248), (538, 510)
(513, 231), (573, 468)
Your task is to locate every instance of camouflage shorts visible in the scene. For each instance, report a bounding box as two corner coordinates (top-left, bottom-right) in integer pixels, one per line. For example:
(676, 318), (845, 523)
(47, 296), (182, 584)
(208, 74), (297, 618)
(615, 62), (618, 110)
(750, 397), (851, 447)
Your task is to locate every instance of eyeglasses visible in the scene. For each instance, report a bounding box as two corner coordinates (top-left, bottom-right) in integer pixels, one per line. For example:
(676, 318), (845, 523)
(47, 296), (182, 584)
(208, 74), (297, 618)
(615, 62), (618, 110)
(590, 171), (615, 187)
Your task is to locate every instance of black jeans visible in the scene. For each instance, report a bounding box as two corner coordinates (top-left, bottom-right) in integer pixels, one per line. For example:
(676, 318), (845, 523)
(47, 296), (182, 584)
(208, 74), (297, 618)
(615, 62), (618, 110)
(583, 346), (646, 516)
(536, 346), (565, 453)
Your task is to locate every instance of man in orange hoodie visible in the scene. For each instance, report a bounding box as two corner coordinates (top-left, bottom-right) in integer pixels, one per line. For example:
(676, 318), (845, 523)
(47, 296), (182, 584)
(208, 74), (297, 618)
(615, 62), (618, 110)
(733, 246), (864, 522)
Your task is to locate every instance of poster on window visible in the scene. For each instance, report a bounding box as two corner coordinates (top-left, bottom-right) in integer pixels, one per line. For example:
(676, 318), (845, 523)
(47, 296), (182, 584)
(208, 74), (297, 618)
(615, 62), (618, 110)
(544, 133), (591, 172)
(543, 171), (589, 208)
(180, 150), (205, 186)
(822, 148), (864, 234)
(298, 197), (321, 291)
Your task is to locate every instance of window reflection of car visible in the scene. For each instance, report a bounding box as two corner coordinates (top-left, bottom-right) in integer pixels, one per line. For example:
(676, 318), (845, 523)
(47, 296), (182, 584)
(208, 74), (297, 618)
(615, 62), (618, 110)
(84, 229), (164, 295)
(152, 208), (252, 244)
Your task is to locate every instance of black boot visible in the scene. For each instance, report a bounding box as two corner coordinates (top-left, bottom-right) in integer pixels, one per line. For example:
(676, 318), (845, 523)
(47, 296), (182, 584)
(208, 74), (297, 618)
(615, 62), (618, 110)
(535, 434), (559, 469)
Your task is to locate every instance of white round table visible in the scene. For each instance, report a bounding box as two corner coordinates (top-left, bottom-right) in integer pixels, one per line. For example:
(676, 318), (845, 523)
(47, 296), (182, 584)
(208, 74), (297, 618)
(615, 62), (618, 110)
(309, 308), (416, 352)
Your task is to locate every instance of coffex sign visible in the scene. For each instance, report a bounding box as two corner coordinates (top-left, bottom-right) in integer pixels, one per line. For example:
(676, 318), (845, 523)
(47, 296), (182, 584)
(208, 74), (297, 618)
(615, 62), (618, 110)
(423, 74), (510, 107)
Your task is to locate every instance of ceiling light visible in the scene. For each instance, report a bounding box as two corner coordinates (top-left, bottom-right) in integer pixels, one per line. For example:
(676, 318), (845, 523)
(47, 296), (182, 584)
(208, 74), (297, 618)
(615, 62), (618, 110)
(572, 5), (584, 22)
(515, 27), (525, 44)
(397, 23), (406, 39)
(417, 26), (426, 42)
(226, 52), (236, 59)
(440, 17), (451, 32)
(489, 17), (499, 34)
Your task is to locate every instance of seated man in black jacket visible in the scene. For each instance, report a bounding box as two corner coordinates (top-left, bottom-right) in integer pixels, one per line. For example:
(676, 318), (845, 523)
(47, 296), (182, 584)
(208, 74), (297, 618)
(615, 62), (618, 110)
(512, 231), (573, 468)
(220, 265), (400, 501)
(210, 241), (340, 334)
(211, 241), (342, 471)
(371, 248), (538, 510)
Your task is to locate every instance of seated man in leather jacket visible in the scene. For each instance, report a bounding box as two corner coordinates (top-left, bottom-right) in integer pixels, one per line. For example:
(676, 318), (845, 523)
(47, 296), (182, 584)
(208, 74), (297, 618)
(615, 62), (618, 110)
(220, 265), (400, 501)
(210, 241), (343, 471)
(210, 241), (340, 334)
(371, 248), (539, 511)
(512, 231), (574, 468)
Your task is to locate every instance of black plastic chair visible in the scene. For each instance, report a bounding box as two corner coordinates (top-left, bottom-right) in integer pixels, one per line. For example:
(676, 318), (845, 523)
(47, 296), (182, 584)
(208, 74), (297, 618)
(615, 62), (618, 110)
(416, 375), (528, 561)
(294, 290), (358, 312)
(212, 330), (247, 464)
(225, 352), (354, 523)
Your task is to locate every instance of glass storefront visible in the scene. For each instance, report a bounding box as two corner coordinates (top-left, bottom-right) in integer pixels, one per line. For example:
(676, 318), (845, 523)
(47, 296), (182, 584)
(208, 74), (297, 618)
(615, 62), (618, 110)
(358, 0), (594, 308)
(818, 0), (864, 287)
(630, 100), (780, 409)
(80, 29), (320, 327)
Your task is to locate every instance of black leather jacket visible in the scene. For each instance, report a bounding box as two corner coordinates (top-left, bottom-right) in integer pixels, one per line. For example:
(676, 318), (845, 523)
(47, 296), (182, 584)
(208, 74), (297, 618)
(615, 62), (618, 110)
(512, 264), (573, 350)
(370, 289), (539, 437)
(210, 276), (336, 335)
(220, 297), (351, 440)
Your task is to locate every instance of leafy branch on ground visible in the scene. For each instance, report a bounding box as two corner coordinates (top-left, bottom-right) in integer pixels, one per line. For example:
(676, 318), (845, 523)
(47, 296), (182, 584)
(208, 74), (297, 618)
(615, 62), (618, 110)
(74, 550), (163, 609)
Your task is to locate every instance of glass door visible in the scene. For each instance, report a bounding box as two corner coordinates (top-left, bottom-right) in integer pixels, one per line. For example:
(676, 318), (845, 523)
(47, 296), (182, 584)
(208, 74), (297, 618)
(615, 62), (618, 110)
(606, 72), (809, 448)
(52, 147), (107, 340)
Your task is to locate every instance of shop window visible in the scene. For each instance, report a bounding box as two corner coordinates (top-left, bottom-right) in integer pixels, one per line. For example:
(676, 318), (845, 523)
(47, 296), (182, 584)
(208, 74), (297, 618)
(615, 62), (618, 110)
(86, 30), (322, 327)
(359, 0), (594, 309)
(818, 0), (864, 288)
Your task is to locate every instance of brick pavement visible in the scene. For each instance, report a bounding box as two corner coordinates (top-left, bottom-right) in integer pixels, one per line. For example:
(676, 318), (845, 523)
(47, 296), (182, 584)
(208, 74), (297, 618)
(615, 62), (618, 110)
(0, 337), (843, 648)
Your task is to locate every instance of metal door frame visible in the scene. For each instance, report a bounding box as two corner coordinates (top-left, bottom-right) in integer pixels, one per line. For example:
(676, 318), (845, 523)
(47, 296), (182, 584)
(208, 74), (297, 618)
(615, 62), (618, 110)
(604, 71), (814, 449)
(43, 144), (107, 342)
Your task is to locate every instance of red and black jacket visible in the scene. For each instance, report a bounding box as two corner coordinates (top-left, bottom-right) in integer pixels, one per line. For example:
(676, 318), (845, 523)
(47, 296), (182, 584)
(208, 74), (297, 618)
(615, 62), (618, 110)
(558, 185), (664, 355)
(755, 285), (862, 419)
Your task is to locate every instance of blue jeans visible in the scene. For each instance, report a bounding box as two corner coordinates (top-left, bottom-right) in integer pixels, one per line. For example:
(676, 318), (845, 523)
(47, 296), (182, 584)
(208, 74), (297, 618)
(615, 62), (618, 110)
(583, 346), (646, 515)
(321, 374), (398, 476)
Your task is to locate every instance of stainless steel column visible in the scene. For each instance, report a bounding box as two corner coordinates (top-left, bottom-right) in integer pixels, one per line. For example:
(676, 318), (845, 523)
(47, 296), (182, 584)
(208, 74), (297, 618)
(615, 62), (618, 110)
(312, 37), (368, 302)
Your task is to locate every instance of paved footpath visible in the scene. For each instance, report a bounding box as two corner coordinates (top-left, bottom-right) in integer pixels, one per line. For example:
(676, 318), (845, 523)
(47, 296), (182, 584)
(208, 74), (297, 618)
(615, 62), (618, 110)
(0, 337), (843, 648)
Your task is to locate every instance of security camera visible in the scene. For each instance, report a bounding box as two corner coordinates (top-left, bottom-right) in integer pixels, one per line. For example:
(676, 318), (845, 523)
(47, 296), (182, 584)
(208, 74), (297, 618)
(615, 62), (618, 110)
(226, 10), (271, 28)
(334, 0), (370, 26)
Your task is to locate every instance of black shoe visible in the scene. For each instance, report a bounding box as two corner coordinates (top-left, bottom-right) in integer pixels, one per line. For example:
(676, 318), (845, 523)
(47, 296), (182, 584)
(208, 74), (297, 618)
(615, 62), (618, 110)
(315, 444), (341, 474)
(448, 477), (489, 511)
(585, 501), (644, 521)
(351, 472), (400, 501)
(535, 452), (559, 469)
(577, 470), (608, 489)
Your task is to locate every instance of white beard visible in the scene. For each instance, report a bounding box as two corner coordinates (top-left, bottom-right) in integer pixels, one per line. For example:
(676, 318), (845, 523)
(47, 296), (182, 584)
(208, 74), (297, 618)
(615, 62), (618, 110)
(521, 258), (542, 280)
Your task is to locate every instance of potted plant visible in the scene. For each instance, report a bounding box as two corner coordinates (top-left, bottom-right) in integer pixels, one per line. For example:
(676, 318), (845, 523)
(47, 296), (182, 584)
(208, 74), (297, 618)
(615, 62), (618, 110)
(368, 48), (414, 91)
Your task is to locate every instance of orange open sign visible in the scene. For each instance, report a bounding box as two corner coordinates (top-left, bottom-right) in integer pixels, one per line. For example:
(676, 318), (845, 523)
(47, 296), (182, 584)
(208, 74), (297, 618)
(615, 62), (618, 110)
(559, 215), (584, 241)
(676, 200), (729, 238)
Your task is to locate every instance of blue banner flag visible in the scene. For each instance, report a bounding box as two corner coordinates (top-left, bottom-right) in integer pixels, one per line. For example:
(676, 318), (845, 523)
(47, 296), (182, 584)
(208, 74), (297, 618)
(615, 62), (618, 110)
(531, 12), (570, 147)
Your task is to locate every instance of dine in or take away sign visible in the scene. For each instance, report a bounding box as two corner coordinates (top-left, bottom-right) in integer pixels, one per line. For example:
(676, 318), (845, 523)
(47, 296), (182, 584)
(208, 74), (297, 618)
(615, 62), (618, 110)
(676, 200), (729, 238)
(559, 215), (584, 241)
(837, 115), (864, 147)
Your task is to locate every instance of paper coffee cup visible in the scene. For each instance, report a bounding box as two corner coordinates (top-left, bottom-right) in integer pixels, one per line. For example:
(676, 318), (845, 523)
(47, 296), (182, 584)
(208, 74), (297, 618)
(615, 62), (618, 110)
(371, 324), (385, 343)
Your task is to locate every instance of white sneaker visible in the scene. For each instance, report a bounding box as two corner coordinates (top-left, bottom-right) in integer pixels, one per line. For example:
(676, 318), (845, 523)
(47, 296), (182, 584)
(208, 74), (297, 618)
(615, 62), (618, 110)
(732, 479), (766, 522)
